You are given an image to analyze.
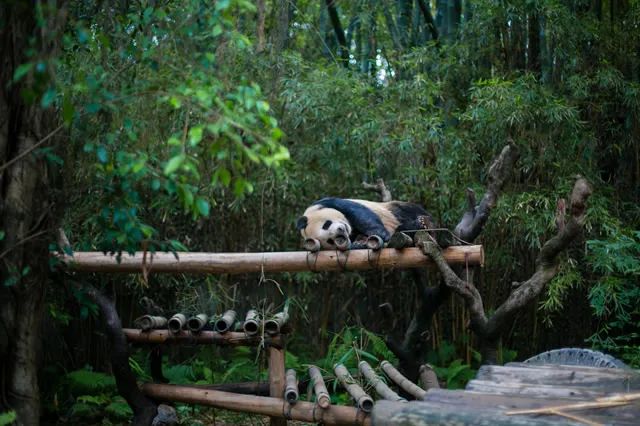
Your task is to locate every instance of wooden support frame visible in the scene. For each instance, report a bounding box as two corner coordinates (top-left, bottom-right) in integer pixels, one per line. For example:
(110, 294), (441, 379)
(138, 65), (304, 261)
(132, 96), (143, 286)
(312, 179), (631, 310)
(59, 245), (483, 275)
(141, 384), (371, 425)
(268, 346), (287, 426)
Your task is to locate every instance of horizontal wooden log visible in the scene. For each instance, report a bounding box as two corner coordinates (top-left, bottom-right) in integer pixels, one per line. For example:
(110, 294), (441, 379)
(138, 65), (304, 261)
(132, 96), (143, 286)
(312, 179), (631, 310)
(475, 364), (640, 392)
(465, 379), (615, 400)
(59, 245), (483, 275)
(123, 329), (283, 347)
(142, 383), (371, 425)
(372, 400), (583, 426)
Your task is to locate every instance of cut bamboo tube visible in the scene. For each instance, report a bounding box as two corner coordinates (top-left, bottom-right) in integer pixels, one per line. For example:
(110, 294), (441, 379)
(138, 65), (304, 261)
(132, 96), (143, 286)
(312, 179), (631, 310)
(214, 310), (237, 333)
(418, 364), (440, 390)
(134, 315), (167, 331)
(141, 383), (371, 425)
(285, 369), (299, 404)
(187, 314), (208, 333)
(243, 309), (260, 336)
(123, 328), (283, 347)
(380, 361), (427, 400)
(309, 365), (331, 409)
(358, 361), (405, 402)
(59, 245), (483, 274)
(334, 364), (374, 413)
(265, 311), (289, 335)
(167, 313), (186, 334)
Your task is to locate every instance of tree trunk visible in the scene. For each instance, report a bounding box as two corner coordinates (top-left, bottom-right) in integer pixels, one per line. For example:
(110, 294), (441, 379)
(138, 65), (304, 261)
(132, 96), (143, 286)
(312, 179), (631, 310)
(271, 0), (289, 53)
(0, 3), (66, 424)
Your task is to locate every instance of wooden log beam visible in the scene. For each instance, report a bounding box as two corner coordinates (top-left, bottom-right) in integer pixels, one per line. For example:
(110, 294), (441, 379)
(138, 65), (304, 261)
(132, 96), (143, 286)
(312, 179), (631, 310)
(372, 400), (581, 425)
(59, 245), (483, 275)
(141, 384), (371, 425)
(123, 329), (283, 348)
(268, 346), (287, 426)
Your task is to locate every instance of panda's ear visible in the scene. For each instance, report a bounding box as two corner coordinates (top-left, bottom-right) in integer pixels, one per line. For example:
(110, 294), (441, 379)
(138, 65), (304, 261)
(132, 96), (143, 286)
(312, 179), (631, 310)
(296, 216), (308, 230)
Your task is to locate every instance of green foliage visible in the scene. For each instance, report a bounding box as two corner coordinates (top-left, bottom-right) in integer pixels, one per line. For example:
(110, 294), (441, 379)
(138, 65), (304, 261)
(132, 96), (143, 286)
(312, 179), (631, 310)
(323, 326), (397, 370)
(426, 340), (478, 389)
(0, 411), (16, 426)
(66, 367), (116, 396)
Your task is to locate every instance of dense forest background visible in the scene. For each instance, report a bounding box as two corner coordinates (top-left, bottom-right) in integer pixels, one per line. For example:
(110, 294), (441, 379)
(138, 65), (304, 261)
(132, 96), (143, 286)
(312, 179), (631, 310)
(1, 0), (639, 424)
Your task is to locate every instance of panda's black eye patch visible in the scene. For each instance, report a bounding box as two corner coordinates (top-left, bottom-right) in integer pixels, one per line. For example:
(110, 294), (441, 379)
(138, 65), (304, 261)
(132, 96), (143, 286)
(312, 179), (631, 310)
(322, 220), (332, 230)
(327, 238), (335, 246)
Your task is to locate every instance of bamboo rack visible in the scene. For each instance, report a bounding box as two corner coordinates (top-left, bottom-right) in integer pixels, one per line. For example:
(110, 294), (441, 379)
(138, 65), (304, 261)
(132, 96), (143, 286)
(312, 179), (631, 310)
(59, 245), (483, 275)
(123, 329), (283, 347)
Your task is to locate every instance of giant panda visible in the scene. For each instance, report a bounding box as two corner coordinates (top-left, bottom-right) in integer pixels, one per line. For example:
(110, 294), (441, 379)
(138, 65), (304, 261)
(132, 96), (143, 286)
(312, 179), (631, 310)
(296, 197), (435, 250)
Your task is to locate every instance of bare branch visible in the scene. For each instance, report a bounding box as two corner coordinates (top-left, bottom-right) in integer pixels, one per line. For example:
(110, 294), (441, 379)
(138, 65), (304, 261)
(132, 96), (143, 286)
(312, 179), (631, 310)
(454, 144), (519, 243)
(362, 178), (392, 202)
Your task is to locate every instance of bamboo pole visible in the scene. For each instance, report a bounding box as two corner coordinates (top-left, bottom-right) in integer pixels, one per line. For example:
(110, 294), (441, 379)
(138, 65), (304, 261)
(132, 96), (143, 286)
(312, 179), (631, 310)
(268, 346), (287, 426)
(309, 365), (331, 408)
(123, 328), (283, 347)
(134, 315), (167, 331)
(187, 314), (208, 333)
(418, 364), (440, 390)
(59, 245), (483, 275)
(265, 311), (289, 335)
(285, 369), (299, 404)
(334, 364), (374, 413)
(358, 361), (405, 402)
(243, 309), (260, 336)
(214, 310), (237, 333)
(167, 313), (186, 334)
(141, 384), (371, 425)
(380, 361), (427, 400)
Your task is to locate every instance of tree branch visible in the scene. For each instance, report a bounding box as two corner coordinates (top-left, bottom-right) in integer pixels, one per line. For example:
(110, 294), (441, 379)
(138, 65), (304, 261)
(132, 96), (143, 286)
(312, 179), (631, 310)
(325, 0), (349, 66)
(416, 0), (439, 42)
(362, 178), (392, 202)
(453, 143), (519, 243)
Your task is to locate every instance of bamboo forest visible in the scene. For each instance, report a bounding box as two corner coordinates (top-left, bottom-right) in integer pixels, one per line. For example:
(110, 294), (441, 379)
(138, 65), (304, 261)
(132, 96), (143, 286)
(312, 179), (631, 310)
(1, 1), (639, 425)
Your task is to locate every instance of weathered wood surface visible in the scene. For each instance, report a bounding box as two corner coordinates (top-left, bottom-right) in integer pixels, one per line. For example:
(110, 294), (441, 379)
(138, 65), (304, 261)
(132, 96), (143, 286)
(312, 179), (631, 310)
(268, 347), (287, 426)
(123, 328), (283, 347)
(143, 383), (371, 425)
(59, 245), (483, 275)
(423, 389), (640, 425)
(373, 362), (640, 425)
(475, 364), (640, 392)
(372, 400), (583, 425)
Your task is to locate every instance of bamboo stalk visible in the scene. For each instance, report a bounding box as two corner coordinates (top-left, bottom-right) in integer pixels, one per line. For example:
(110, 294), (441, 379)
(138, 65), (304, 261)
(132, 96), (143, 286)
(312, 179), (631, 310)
(123, 328), (283, 347)
(187, 314), (208, 333)
(334, 364), (374, 413)
(309, 365), (331, 409)
(285, 369), (299, 404)
(141, 383), (371, 425)
(214, 310), (237, 333)
(418, 364), (440, 390)
(59, 245), (484, 275)
(358, 361), (405, 402)
(243, 309), (260, 336)
(167, 313), (186, 334)
(268, 346), (287, 426)
(380, 361), (427, 400)
(265, 311), (289, 335)
(134, 315), (167, 331)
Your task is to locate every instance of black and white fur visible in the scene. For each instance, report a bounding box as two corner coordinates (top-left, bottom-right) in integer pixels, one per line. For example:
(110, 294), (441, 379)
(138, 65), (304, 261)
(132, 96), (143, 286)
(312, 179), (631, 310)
(296, 198), (434, 250)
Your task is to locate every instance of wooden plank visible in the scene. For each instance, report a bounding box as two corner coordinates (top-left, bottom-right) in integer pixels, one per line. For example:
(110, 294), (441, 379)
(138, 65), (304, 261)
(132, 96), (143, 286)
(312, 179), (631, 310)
(475, 365), (640, 392)
(58, 245), (483, 275)
(372, 400), (583, 425)
(423, 389), (640, 426)
(506, 362), (637, 376)
(465, 379), (621, 399)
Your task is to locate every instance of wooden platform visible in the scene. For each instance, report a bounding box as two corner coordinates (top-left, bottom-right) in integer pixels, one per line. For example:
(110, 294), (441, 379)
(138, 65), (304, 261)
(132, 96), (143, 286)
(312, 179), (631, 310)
(372, 362), (640, 425)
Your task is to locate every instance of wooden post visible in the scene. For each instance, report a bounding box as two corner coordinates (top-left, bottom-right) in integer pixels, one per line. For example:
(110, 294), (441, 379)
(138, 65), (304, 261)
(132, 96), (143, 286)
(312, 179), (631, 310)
(269, 346), (287, 426)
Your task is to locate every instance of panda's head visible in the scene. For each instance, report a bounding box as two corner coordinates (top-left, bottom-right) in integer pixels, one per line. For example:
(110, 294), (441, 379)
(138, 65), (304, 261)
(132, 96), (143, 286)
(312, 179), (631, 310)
(296, 206), (352, 249)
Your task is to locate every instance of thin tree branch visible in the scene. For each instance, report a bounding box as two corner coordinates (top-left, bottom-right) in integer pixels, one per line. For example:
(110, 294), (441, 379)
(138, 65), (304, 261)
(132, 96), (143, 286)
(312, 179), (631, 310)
(325, 0), (349, 66)
(0, 124), (64, 173)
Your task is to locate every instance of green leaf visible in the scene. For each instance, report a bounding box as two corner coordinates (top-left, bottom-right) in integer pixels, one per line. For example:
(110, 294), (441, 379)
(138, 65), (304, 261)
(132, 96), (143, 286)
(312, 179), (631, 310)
(164, 154), (185, 175)
(96, 146), (108, 164)
(0, 231), (4, 241)
(0, 410), (17, 426)
(196, 198), (210, 216)
(13, 63), (33, 82)
(151, 179), (161, 191)
(41, 88), (56, 108)
(188, 126), (204, 146)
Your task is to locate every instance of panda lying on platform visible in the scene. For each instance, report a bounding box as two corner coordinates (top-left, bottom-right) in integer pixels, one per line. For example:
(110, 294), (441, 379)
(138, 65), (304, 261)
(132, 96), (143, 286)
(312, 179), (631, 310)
(296, 197), (435, 250)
